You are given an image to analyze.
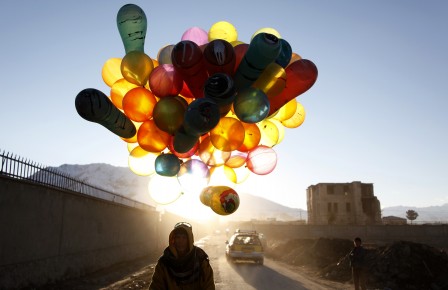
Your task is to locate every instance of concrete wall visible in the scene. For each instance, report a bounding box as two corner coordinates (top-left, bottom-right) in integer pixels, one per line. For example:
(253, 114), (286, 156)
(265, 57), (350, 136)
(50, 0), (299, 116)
(0, 176), (197, 290)
(230, 222), (448, 249)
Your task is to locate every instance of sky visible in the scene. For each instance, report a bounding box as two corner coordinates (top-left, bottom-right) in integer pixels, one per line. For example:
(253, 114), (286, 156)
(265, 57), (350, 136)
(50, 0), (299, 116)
(1, 0), (447, 211)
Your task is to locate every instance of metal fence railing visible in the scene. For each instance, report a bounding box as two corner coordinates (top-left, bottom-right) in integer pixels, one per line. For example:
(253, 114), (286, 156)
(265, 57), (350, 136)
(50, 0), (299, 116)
(0, 149), (154, 211)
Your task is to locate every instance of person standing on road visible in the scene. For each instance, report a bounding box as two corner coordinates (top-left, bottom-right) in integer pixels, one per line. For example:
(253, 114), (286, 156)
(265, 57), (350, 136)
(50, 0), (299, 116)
(349, 237), (367, 290)
(149, 222), (215, 290)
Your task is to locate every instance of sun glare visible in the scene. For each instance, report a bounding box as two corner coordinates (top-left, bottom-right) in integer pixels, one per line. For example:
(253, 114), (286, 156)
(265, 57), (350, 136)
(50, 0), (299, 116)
(162, 191), (217, 222)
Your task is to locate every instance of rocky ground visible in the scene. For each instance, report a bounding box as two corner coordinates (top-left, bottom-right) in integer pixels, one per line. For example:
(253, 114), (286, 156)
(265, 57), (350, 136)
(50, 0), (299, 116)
(35, 238), (448, 290)
(267, 238), (448, 290)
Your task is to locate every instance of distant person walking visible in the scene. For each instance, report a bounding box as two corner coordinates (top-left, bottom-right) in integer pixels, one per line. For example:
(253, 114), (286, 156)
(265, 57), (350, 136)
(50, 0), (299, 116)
(149, 222), (215, 290)
(349, 237), (367, 290)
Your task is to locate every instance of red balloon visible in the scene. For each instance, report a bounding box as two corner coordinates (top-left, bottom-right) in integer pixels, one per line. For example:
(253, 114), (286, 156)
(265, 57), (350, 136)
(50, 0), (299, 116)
(203, 39), (236, 76)
(268, 59), (318, 116)
(168, 134), (199, 158)
(171, 40), (209, 98)
(148, 64), (183, 98)
(233, 43), (249, 75)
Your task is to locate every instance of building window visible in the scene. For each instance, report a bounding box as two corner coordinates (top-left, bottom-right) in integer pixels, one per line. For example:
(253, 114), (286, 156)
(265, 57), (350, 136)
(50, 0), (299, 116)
(333, 203), (338, 213)
(328, 186), (334, 194)
(346, 202), (351, 212)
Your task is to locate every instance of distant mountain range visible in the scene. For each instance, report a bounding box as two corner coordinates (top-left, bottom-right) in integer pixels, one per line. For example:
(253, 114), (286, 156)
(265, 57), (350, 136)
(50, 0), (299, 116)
(53, 164), (447, 223)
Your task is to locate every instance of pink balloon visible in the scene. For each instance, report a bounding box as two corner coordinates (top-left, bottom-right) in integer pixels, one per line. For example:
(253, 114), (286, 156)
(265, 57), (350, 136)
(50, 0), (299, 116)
(181, 27), (209, 46)
(246, 145), (277, 175)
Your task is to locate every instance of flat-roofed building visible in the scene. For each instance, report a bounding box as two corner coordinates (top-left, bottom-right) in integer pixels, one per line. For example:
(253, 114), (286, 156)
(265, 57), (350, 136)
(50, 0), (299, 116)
(307, 181), (382, 225)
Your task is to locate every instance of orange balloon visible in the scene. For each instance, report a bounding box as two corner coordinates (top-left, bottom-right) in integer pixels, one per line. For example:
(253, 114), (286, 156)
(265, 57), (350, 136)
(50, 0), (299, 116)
(237, 122), (261, 152)
(288, 52), (302, 65)
(210, 117), (245, 152)
(137, 120), (171, 152)
(121, 51), (154, 86)
(122, 87), (157, 122)
(225, 151), (248, 168)
(198, 136), (231, 166)
(110, 78), (138, 109)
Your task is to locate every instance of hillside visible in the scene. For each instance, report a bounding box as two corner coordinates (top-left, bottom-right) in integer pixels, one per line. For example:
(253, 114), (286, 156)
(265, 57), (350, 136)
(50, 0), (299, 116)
(53, 163), (306, 221)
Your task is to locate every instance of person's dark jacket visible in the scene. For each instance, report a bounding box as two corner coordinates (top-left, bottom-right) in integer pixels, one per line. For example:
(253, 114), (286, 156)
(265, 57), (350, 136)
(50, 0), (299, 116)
(349, 246), (366, 269)
(149, 224), (215, 290)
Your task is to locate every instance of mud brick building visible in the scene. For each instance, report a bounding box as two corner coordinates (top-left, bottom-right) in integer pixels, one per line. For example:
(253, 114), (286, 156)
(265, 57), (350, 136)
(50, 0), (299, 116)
(307, 181), (382, 225)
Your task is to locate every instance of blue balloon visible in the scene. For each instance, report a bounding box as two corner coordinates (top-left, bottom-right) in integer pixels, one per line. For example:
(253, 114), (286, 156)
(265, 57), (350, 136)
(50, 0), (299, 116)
(155, 153), (181, 176)
(234, 87), (270, 123)
(275, 39), (292, 68)
(183, 98), (220, 136)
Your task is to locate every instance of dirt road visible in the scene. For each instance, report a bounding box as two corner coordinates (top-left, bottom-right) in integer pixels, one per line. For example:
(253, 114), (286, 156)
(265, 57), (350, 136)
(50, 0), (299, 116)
(39, 234), (351, 290)
(198, 234), (350, 290)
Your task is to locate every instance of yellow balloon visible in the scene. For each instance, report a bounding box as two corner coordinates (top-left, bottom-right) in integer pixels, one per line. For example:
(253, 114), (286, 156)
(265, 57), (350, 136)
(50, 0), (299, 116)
(251, 27), (281, 40)
(281, 101), (306, 128)
(121, 51), (154, 86)
(210, 186), (240, 215)
(127, 142), (139, 153)
(128, 146), (157, 176)
(230, 40), (245, 47)
(257, 120), (279, 147)
(268, 119), (285, 145)
(102, 58), (122, 87)
(208, 21), (238, 42)
(269, 98), (297, 122)
(232, 165), (251, 184)
(209, 165), (237, 185)
(200, 186), (214, 206)
(252, 62), (286, 98)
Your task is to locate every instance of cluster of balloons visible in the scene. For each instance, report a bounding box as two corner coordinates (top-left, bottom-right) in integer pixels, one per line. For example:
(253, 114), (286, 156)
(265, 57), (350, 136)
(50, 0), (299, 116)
(75, 4), (318, 216)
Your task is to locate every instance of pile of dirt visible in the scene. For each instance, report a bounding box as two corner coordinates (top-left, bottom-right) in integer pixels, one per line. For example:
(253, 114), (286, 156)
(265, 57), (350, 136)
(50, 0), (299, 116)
(266, 238), (448, 290)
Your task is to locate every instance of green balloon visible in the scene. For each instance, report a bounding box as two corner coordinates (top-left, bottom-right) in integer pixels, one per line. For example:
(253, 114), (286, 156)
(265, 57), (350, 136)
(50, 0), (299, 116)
(116, 4), (147, 53)
(75, 88), (136, 138)
(234, 33), (281, 91)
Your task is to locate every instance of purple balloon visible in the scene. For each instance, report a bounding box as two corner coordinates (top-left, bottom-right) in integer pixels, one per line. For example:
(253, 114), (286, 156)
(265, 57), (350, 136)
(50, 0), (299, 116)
(181, 27), (209, 46)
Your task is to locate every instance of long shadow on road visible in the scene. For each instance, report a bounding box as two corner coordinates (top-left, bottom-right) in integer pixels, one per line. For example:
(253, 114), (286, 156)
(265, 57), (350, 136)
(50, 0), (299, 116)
(228, 262), (311, 290)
